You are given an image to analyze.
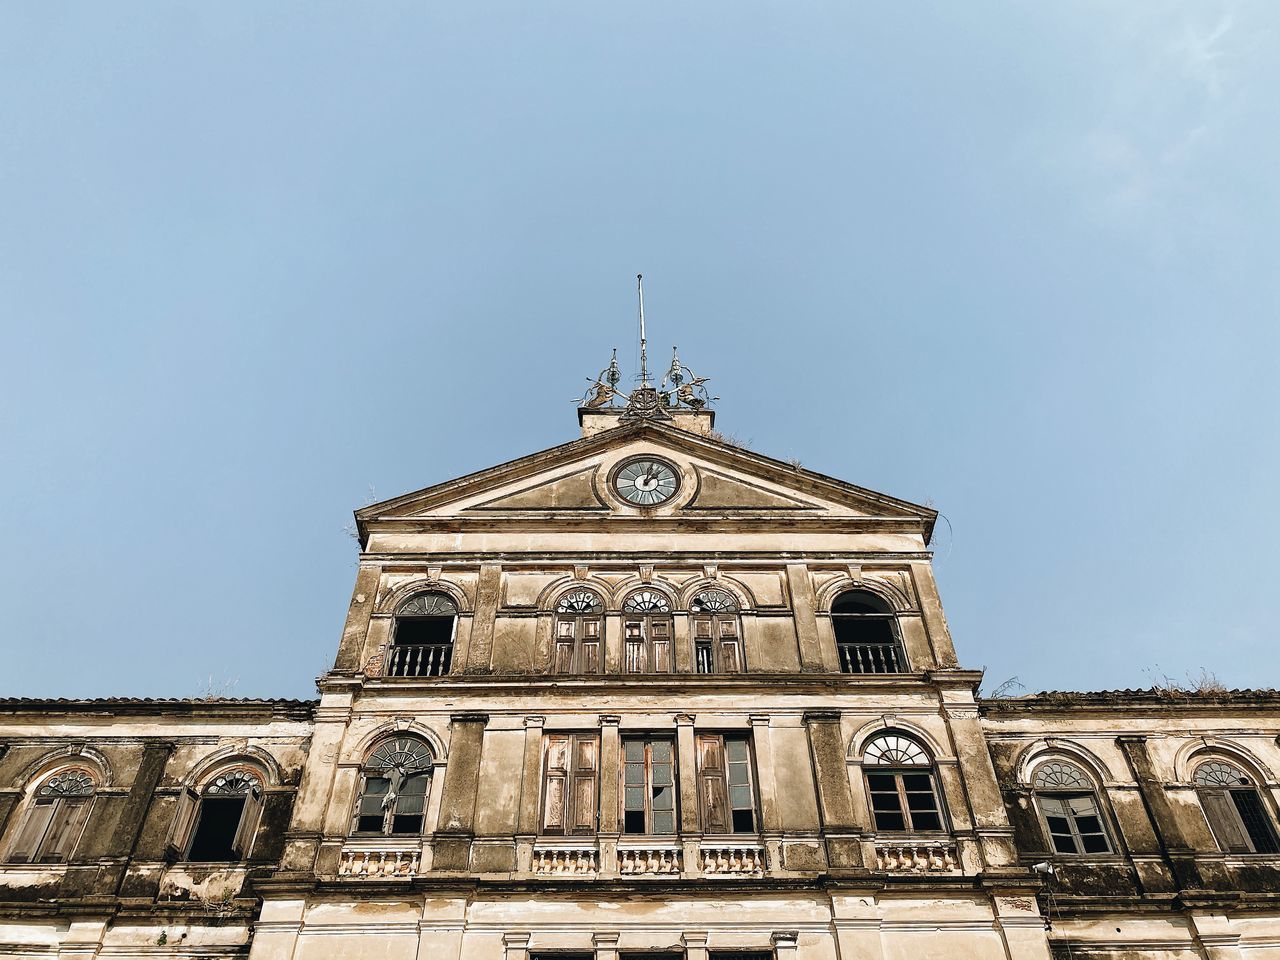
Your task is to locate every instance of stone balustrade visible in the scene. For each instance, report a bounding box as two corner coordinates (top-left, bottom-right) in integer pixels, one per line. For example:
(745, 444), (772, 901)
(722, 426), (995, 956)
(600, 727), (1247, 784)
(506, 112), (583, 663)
(337, 844), (420, 879)
(699, 842), (766, 876)
(532, 844), (598, 876)
(617, 844), (682, 875)
(874, 840), (959, 873)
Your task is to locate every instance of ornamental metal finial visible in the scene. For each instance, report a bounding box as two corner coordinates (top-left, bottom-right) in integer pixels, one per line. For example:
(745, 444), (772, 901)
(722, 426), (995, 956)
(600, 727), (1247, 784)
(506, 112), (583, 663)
(574, 276), (717, 421)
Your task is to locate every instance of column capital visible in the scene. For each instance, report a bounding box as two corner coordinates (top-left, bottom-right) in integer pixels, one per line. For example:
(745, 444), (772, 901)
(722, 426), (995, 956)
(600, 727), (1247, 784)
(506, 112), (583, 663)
(593, 932), (621, 948)
(772, 931), (800, 947)
(682, 931), (710, 948)
(748, 714), (772, 727)
(503, 933), (531, 948)
(675, 713), (696, 726)
(599, 714), (621, 726)
(524, 715), (546, 728)
(803, 709), (841, 724)
(451, 711), (489, 725)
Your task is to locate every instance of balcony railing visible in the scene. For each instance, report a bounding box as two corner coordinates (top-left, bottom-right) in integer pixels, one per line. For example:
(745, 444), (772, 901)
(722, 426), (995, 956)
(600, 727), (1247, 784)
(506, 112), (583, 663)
(338, 842), (420, 879)
(874, 839), (959, 873)
(385, 643), (452, 678)
(699, 842), (766, 876)
(617, 843), (682, 875)
(532, 843), (598, 876)
(838, 642), (904, 674)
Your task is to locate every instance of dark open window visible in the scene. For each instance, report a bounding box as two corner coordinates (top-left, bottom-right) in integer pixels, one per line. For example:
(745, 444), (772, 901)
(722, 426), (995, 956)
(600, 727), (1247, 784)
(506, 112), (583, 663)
(623, 590), (673, 673)
(1195, 760), (1280, 854)
(691, 589), (743, 674)
(386, 593), (456, 677)
(552, 590), (605, 674)
(832, 590), (905, 674)
(351, 738), (433, 836)
(623, 737), (677, 834)
(6, 768), (96, 864)
(863, 733), (943, 833)
(1032, 760), (1111, 855)
(696, 733), (758, 833)
(185, 769), (264, 862)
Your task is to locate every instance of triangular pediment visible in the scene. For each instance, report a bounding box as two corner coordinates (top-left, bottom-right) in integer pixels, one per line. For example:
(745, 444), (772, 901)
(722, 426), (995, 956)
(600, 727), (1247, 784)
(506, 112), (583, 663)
(356, 421), (936, 539)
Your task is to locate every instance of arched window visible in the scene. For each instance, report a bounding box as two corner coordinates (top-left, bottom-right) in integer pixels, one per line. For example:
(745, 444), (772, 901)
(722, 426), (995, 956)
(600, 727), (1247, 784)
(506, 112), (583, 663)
(1031, 759), (1111, 855)
(690, 589), (743, 674)
(622, 590), (673, 673)
(1193, 759), (1279, 854)
(386, 592), (456, 677)
(553, 590), (605, 674)
(6, 767), (96, 864)
(863, 733), (943, 833)
(352, 737), (434, 836)
(174, 767), (265, 863)
(832, 590), (906, 674)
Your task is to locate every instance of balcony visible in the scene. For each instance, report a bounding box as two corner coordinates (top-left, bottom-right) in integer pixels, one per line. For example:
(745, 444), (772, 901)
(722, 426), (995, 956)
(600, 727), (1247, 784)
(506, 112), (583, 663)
(337, 841), (421, 879)
(384, 643), (452, 678)
(873, 838), (959, 873)
(838, 642), (904, 674)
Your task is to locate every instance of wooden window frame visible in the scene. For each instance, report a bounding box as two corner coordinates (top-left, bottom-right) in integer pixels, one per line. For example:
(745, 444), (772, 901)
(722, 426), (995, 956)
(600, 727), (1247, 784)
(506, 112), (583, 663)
(5, 769), (96, 865)
(552, 592), (605, 675)
(864, 767), (945, 833)
(350, 738), (434, 837)
(1034, 792), (1112, 856)
(1198, 786), (1280, 854)
(622, 736), (678, 835)
(695, 733), (759, 835)
(623, 614), (674, 674)
(539, 733), (600, 836)
(183, 770), (266, 862)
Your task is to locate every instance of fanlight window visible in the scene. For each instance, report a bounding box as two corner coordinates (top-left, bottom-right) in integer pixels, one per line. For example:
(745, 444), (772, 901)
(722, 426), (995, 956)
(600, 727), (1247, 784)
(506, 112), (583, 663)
(1193, 758), (1279, 854)
(690, 589), (737, 614)
(387, 592), (456, 678)
(352, 737), (434, 836)
(7, 767), (96, 864)
(182, 767), (265, 862)
(1194, 760), (1252, 787)
(691, 589), (743, 674)
(553, 590), (605, 674)
(832, 590), (905, 674)
(1033, 761), (1093, 790)
(556, 591), (604, 614)
(622, 591), (673, 673)
(1031, 759), (1111, 855)
(864, 734), (930, 767)
(862, 734), (943, 833)
(623, 590), (671, 613)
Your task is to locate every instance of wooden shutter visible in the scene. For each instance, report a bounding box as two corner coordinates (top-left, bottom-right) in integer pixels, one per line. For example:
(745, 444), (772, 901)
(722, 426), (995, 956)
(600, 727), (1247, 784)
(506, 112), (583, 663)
(570, 736), (599, 835)
(718, 618), (742, 672)
(541, 735), (570, 834)
(6, 800), (55, 864)
(697, 735), (730, 833)
(650, 619), (672, 672)
(38, 797), (92, 864)
(168, 786), (200, 858)
(231, 787), (263, 860)
(624, 621), (644, 672)
(554, 620), (576, 674)
(1201, 789), (1251, 852)
(581, 619), (601, 673)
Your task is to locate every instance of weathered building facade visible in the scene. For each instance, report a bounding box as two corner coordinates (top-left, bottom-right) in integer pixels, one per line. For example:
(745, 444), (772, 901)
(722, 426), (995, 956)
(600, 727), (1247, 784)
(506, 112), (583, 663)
(2, 356), (1278, 959)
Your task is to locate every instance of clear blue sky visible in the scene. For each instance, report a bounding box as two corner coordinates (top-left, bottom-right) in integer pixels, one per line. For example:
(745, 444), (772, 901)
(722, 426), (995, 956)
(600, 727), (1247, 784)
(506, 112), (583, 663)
(2, 3), (1276, 699)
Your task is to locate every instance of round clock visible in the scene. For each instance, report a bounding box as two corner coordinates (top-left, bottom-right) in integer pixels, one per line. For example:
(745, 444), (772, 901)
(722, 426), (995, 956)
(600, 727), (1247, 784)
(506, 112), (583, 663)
(612, 457), (680, 506)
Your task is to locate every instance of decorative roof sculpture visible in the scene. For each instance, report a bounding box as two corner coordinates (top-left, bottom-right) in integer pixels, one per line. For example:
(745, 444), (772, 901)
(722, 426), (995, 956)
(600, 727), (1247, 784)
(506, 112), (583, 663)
(574, 275), (717, 423)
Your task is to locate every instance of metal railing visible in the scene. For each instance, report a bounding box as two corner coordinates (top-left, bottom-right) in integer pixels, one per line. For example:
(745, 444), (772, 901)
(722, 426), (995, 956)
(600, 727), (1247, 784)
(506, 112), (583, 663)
(384, 643), (452, 678)
(838, 642), (904, 674)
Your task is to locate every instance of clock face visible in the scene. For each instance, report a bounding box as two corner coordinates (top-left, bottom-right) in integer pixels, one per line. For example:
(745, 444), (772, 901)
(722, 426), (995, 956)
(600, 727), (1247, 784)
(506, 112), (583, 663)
(613, 458), (680, 506)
